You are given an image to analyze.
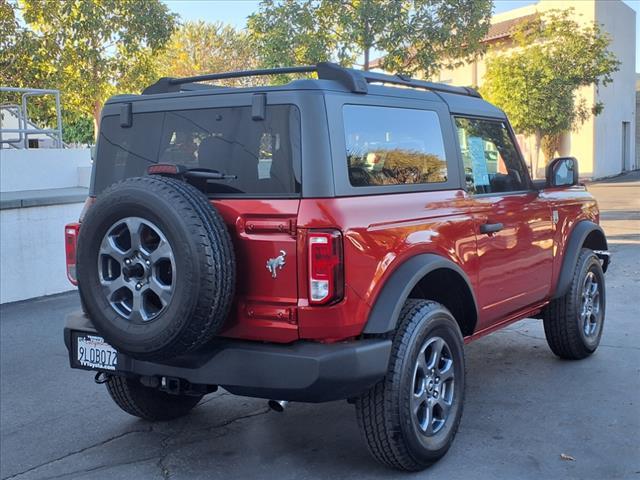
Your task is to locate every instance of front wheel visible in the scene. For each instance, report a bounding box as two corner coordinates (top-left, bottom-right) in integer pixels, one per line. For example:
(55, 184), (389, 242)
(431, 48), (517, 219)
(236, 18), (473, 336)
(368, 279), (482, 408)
(106, 376), (202, 421)
(543, 248), (606, 360)
(355, 300), (465, 471)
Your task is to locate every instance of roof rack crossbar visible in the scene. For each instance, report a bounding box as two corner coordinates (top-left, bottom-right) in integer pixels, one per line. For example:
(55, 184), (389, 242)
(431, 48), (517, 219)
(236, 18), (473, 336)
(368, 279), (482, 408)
(168, 66), (317, 86)
(142, 62), (480, 98)
(142, 66), (318, 94)
(360, 70), (482, 98)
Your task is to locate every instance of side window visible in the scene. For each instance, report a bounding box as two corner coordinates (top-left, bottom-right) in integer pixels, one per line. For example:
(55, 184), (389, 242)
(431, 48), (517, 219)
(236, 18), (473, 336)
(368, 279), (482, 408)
(454, 117), (529, 194)
(343, 105), (448, 187)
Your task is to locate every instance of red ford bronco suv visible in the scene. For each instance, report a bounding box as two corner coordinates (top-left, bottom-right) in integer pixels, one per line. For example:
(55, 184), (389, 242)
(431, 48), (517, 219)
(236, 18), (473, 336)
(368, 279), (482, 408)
(64, 63), (610, 471)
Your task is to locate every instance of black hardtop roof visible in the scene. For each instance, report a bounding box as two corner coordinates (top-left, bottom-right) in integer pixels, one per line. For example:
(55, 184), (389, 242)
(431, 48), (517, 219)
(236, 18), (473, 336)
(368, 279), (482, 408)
(105, 62), (505, 119)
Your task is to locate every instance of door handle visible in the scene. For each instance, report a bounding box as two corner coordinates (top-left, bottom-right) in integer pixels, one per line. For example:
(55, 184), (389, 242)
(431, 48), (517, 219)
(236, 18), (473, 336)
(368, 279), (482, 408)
(480, 222), (504, 234)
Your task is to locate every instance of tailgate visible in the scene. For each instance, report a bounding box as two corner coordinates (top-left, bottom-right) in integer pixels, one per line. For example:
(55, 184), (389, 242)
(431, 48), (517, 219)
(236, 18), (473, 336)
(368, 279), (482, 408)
(213, 199), (300, 343)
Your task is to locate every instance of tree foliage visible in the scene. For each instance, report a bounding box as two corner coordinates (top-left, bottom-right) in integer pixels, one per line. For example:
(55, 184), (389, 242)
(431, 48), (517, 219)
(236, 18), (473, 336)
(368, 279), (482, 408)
(1, 0), (50, 91)
(61, 109), (94, 145)
(1, 1), (77, 139)
(2, 0), (177, 138)
(374, 150), (447, 184)
(0, 0), (14, 35)
(248, 0), (492, 75)
(158, 21), (263, 86)
(480, 9), (619, 167)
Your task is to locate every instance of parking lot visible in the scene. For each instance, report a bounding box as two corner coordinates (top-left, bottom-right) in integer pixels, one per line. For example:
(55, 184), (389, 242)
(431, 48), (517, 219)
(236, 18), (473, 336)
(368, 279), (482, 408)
(1, 174), (638, 480)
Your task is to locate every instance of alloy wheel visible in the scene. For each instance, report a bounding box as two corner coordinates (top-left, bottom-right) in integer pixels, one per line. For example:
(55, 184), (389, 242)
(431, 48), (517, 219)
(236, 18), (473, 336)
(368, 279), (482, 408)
(98, 217), (175, 323)
(581, 270), (602, 337)
(411, 336), (456, 436)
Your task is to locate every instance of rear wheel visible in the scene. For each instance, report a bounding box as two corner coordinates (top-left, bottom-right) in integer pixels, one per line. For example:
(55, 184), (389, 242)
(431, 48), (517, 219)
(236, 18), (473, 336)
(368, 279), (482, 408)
(106, 376), (202, 421)
(543, 248), (606, 359)
(355, 300), (465, 471)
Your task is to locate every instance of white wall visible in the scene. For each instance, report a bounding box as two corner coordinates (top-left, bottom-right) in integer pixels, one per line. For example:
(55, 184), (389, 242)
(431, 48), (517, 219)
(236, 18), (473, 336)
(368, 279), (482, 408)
(0, 148), (92, 303)
(0, 148), (91, 192)
(593, 0), (637, 178)
(0, 202), (83, 303)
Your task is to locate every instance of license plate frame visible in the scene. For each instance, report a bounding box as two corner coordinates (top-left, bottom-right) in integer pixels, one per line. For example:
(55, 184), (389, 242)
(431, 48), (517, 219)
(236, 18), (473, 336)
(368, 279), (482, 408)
(71, 332), (119, 371)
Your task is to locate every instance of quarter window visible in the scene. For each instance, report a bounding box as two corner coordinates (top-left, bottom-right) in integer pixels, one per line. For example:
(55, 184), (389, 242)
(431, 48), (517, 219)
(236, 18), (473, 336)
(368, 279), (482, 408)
(454, 117), (529, 194)
(343, 105), (448, 187)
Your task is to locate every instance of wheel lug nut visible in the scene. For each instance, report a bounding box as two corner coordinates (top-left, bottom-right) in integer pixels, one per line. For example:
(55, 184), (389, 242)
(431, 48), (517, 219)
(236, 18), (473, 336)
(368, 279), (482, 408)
(136, 283), (142, 290)
(124, 258), (131, 265)
(145, 260), (151, 265)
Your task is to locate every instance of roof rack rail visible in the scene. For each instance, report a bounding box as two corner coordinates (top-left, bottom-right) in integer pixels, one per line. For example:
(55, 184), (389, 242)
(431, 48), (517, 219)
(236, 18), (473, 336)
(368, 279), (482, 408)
(142, 62), (481, 99)
(360, 70), (482, 98)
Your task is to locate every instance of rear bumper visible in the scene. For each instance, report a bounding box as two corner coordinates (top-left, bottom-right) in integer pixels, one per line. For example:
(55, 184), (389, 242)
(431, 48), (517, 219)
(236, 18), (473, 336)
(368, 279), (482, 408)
(64, 311), (391, 402)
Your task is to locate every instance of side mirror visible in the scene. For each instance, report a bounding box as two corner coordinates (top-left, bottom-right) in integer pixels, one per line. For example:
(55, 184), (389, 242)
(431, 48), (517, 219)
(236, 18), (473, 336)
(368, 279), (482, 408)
(546, 156), (579, 188)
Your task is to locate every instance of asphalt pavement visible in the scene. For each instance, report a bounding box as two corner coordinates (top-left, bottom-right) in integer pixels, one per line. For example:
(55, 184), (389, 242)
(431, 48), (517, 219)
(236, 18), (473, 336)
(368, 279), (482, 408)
(1, 174), (639, 480)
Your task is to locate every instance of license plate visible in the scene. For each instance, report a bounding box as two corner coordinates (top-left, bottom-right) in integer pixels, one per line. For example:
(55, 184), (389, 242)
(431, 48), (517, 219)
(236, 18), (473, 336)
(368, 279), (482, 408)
(76, 334), (118, 371)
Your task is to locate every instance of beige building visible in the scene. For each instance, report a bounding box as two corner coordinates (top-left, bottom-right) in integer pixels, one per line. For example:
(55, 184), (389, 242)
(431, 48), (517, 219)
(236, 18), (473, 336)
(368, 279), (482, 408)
(636, 74), (640, 168)
(430, 0), (636, 179)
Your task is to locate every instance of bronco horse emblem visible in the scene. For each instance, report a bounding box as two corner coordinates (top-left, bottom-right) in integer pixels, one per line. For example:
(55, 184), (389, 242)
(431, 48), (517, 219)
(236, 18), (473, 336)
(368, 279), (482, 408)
(266, 250), (287, 279)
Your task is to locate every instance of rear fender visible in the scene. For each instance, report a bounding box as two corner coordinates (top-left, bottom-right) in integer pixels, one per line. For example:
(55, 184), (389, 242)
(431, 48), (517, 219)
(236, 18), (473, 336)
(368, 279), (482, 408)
(363, 254), (478, 334)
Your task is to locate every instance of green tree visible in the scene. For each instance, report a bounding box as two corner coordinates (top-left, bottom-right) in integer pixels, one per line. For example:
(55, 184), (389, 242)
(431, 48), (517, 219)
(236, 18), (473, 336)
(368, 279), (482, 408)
(61, 110), (94, 145)
(1, 1), (62, 140)
(0, 0), (13, 34)
(1, 0), (50, 92)
(158, 21), (263, 86)
(13, 0), (177, 136)
(480, 10), (619, 173)
(248, 0), (492, 75)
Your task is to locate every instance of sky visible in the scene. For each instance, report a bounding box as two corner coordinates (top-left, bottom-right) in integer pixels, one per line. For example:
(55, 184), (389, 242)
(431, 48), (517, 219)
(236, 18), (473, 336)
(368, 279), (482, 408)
(163, 0), (640, 71)
(164, 0), (544, 25)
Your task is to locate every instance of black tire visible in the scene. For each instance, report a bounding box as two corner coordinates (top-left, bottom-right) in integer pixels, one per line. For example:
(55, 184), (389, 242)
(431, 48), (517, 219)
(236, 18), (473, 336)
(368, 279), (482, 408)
(355, 300), (465, 471)
(543, 248), (606, 360)
(106, 376), (202, 421)
(77, 176), (235, 360)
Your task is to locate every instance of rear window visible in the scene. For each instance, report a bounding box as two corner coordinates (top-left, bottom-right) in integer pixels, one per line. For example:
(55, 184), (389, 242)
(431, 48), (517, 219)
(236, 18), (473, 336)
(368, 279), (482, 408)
(94, 105), (301, 196)
(343, 105), (448, 187)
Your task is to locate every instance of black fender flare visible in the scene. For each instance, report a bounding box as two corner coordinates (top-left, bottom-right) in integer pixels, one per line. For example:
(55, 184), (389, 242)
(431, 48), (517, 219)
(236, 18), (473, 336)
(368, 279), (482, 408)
(363, 253), (478, 334)
(553, 220), (608, 299)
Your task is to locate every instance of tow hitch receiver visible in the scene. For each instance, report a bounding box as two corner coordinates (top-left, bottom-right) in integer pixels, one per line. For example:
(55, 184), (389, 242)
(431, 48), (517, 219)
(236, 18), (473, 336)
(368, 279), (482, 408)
(160, 376), (182, 394)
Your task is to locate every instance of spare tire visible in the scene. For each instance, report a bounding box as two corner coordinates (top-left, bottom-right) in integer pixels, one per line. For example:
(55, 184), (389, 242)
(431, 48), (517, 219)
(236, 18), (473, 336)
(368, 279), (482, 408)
(76, 175), (235, 360)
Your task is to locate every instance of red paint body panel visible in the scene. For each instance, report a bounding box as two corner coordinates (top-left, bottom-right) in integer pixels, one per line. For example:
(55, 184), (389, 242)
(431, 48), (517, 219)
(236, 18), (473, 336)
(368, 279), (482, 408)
(209, 185), (599, 344)
(296, 190), (478, 341)
(468, 191), (554, 329)
(540, 186), (599, 294)
(212, 199), (301, 343)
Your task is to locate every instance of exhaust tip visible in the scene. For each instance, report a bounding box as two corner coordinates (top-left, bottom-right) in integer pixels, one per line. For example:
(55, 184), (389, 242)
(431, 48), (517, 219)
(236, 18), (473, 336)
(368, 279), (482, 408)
(268, 399), (289, 412)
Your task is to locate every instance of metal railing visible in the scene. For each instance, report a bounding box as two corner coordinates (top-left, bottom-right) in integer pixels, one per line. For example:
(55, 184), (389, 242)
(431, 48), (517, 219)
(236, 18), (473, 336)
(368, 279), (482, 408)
(0, 87), (63, 149)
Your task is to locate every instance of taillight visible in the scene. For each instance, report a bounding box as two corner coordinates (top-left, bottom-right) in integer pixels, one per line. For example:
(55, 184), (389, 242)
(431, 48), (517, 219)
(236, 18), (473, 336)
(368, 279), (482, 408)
(65, 223), (80, 285)
(308, 230), (344, 305)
